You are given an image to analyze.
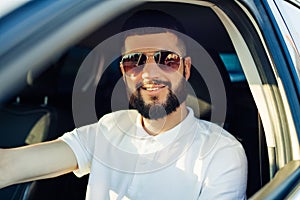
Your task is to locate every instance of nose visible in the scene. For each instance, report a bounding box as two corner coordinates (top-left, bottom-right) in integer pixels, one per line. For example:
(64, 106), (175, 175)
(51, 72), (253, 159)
(141, 56), (160, 79)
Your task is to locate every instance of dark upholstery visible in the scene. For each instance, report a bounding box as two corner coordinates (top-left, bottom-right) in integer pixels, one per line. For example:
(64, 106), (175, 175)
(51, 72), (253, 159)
(0, 103), (52, 200)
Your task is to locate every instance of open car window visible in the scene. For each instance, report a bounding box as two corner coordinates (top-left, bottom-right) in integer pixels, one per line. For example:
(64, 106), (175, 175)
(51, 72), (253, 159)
(0, 0), (299, 199)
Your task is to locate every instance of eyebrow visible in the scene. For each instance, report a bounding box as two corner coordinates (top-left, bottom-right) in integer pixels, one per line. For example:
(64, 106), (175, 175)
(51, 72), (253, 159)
(123, 49), (183, 56)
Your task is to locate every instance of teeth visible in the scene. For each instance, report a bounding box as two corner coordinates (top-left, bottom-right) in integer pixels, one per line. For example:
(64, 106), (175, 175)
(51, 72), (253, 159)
(146, 87), (159, 91)
(141, 83), (165, 91)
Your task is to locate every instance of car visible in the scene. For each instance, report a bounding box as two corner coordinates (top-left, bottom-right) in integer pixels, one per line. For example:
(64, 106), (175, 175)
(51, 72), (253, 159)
(0, 0), (299, 199)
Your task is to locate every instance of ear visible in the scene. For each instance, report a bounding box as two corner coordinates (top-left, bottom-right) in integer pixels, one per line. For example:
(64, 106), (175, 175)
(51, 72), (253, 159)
(120, 62), (125, 75)
(183, 56), (191, 80)
(120, 63), (128, 84)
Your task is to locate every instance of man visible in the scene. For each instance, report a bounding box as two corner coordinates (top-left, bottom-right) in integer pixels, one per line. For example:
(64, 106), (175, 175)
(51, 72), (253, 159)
(0, 10), (247, 199)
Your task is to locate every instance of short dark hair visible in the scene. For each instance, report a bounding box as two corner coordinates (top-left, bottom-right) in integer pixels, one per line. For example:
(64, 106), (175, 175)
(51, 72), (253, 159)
(120, 9), (187, 54)
(121, 9), (186, 33)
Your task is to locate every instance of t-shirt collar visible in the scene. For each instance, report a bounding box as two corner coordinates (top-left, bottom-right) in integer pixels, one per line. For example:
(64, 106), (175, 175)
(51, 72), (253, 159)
(135, 107), (196, 147)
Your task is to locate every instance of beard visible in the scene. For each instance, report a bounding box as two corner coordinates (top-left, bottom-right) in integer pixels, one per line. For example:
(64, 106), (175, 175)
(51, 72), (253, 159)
(129, 78), (188, 120)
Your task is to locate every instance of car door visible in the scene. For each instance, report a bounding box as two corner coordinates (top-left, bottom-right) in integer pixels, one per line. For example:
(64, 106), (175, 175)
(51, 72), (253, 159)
(247, 0), (300, 199)
(209, 0), (300, 199)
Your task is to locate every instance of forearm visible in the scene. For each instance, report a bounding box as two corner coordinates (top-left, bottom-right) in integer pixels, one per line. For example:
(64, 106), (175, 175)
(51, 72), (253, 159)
(0, 140), (78, 189)
(0, 149), (8, 188)
(1, 149), (20, 188)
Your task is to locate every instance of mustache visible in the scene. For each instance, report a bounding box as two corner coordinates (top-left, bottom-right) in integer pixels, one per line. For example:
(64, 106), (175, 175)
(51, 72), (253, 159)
(135, 79), (171, 89)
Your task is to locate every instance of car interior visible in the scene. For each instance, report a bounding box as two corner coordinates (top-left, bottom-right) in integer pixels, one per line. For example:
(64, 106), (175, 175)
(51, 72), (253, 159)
(0, 2), (272, 199)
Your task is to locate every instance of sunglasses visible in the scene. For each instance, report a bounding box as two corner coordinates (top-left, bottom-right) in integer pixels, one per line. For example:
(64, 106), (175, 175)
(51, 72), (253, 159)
(121, 50), (183, 76)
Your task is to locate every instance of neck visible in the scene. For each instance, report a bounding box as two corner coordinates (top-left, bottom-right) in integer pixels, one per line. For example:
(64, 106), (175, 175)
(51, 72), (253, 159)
(141, 104), (188, 136)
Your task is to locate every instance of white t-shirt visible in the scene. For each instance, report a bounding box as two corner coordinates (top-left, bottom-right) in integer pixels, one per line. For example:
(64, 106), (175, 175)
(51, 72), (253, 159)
(60, 108), (247, 200)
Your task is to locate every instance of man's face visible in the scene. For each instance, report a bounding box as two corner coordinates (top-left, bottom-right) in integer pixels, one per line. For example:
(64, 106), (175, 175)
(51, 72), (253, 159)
(120, 32), (191, 119)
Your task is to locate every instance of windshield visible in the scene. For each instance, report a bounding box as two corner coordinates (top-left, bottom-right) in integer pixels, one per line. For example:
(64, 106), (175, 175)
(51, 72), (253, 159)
(0, 0), (30, 18)
(276, 0), (300, 84)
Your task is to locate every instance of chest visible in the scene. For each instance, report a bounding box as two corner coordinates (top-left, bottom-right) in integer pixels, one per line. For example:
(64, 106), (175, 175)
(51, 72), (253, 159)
(86, 155), (205, 200)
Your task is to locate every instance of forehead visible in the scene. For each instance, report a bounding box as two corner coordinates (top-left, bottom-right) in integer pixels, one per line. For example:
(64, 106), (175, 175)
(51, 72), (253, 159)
(124, 32), (182, 54)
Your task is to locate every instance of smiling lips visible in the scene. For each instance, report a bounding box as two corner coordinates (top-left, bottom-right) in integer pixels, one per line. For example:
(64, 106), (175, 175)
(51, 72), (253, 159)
(141, 83), (166, 91)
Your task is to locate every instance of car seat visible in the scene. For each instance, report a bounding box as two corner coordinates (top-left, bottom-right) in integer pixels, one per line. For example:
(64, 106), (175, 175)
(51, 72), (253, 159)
(0, 98), (56, 200)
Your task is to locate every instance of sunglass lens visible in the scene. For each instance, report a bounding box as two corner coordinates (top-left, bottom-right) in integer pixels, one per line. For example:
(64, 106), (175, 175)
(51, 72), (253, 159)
(122, 53), (145, 76)
(154, 51), (161, 64)
(159, 51), (181, 71)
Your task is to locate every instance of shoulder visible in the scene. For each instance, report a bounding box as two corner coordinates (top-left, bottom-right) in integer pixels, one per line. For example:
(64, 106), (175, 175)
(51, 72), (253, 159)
(63, 110), (139, 137)
(196, 120), (240, 144)
(98, 109), (139, 130)
(193, 119), (245, 159)
(100, 109), (139, 121)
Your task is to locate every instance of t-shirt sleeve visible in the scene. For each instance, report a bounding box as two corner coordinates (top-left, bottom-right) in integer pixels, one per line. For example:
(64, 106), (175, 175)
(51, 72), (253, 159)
(199, 144), (248, 200)
(59, 125), (96, 177)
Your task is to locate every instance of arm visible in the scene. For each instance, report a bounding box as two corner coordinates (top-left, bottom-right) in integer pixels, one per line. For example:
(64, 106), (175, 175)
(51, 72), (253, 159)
(0, 139), (77, 189)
